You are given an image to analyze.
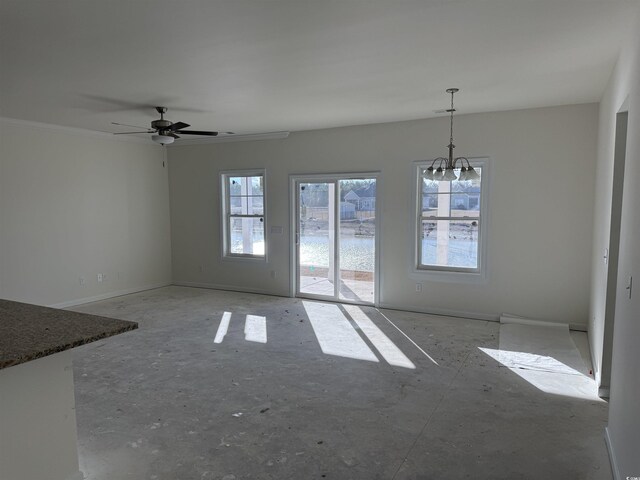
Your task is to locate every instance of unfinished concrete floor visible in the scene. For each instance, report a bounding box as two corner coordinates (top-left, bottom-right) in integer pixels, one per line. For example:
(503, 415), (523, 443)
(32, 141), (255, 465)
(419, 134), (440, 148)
(70, 286), (611, 480)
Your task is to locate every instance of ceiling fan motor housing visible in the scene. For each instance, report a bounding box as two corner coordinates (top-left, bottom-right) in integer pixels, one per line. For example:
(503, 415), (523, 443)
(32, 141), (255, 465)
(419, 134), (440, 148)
(151, 118), (172, 130)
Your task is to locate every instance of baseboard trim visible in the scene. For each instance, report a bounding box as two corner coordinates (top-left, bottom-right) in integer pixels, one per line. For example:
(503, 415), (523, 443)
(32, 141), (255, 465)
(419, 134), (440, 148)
(604, 427), (620, 480)
(172, 281), (283, 297)
(377, 302), (499, 322)
(500, 313), (588, 332)
(48, 283), (171, 309)
(500, 315), (569, 329)
(569, 323), (588, 332)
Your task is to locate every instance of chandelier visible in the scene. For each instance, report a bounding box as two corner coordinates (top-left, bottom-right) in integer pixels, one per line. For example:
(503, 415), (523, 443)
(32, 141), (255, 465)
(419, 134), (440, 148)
(424, 88), (479, 182)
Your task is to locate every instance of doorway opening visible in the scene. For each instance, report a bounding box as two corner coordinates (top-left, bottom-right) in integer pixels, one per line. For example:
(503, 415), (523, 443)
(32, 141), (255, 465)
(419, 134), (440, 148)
(599, 110), (628, 398)
(291, 174), (379, 305)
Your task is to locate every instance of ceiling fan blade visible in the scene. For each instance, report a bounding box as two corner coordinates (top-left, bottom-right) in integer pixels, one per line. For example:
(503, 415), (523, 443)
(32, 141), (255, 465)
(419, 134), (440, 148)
(111, 122), (152, 130)
(113, 131), (154, 135)
(178, 130), (219, 136)
(170, 122), (190, 131)
(168, 132), (180, 139)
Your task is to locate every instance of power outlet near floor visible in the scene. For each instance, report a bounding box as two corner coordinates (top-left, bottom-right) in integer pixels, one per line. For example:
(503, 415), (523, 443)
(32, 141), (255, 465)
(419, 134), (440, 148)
(415, 283), (422, 293)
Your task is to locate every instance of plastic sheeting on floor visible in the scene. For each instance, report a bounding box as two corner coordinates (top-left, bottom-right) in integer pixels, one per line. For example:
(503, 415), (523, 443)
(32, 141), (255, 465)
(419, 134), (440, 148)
(479, 319), (602, 401)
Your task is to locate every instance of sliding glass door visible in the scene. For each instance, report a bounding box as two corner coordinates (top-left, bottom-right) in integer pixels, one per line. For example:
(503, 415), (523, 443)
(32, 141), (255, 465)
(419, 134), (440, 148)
(294, 175), (377, 305)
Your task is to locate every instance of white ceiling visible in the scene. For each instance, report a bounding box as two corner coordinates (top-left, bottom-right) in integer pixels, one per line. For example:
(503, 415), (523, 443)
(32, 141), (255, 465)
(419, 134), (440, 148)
(0, 1), (638, 138)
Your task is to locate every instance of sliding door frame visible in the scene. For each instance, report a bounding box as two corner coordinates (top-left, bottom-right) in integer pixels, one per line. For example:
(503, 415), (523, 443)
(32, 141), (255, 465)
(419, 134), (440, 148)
(289, 172), (381, 307)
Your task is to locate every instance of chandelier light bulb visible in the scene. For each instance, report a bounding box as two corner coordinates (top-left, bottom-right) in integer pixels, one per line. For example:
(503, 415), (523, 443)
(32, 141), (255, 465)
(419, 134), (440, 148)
(424, 167), (435, 180)
(466, 166), (480, 180)
(443, 168), (457, 181)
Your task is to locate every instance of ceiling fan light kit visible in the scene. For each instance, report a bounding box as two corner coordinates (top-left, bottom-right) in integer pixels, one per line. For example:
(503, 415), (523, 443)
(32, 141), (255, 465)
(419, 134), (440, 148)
(112, 106), (225, 145)
(151, 134), (174, 145)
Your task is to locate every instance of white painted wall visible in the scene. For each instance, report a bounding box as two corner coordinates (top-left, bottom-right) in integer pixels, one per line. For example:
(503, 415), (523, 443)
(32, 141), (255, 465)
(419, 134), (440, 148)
(0, 121), (172, 306)
(169, 103), (597, 325)
(590, 10), (640, 479)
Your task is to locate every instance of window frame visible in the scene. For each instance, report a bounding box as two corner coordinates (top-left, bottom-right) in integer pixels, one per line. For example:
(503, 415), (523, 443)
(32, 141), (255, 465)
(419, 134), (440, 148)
(413, 157), (489, 279)
(220, 169), (267, 262)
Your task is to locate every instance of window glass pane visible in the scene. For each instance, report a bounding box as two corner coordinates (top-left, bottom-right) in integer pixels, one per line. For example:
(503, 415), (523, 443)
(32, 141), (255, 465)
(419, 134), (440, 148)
(420, 220), (438, 266)
(450, 194), (481, 217)
(250, 176), (264, 195)
(420, 219), (479, 269)
(230, 196), (243, 214)
(228, 177), (243, 196)
(247, 196), (264, 215)
(230, 217), (264, 255)
(421, 177), (439, 193)
(421, 194), (439, 217)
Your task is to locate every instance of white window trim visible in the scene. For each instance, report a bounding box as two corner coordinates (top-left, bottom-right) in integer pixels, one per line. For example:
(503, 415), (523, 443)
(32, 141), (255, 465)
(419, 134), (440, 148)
(220, 168), (267, 262)
(411, 157), (490, 283)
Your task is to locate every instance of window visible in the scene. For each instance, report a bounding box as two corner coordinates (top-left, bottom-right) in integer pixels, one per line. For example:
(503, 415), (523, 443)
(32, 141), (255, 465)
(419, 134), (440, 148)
(221, 171), (265, 259)
(416, 159), (486, 273)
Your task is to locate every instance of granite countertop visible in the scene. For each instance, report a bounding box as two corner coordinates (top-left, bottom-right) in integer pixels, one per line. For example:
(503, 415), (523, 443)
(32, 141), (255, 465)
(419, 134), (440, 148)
(0, 299), (137, 369)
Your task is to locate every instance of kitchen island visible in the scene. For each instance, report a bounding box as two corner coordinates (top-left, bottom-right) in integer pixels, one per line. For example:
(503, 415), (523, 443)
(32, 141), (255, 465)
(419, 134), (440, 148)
(0, 299), (137, 480)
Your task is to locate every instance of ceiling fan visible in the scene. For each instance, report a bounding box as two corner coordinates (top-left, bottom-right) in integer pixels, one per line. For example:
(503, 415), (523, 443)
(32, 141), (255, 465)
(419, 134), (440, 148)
(112, 106), (232, 145)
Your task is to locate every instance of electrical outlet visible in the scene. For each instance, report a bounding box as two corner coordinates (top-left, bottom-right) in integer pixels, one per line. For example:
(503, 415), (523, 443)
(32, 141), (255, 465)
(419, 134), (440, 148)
(270, 270), (277, 279)
(415, 283), (422, 293)
(79, 276), (85, 286)
(97, 273), (104, 283)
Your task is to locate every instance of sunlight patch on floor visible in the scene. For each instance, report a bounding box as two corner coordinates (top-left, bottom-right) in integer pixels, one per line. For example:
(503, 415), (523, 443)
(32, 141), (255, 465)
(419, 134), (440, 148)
(479, 347), (601, 401)
(343, 305), (415, 369)
(244, 315), (267, 344)
(375, 309), (439, 366)
(214, 311), (232, 344)
(214, 304), (420, 369)
(303, 301), (379, 363)
(479, 322), (602, 401)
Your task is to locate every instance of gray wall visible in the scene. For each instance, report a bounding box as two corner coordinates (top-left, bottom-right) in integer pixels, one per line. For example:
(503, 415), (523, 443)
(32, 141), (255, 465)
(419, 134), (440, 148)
(590, 9), (640, 478)
(0, 121), (172, 306)
(168, 103), (597, 325)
